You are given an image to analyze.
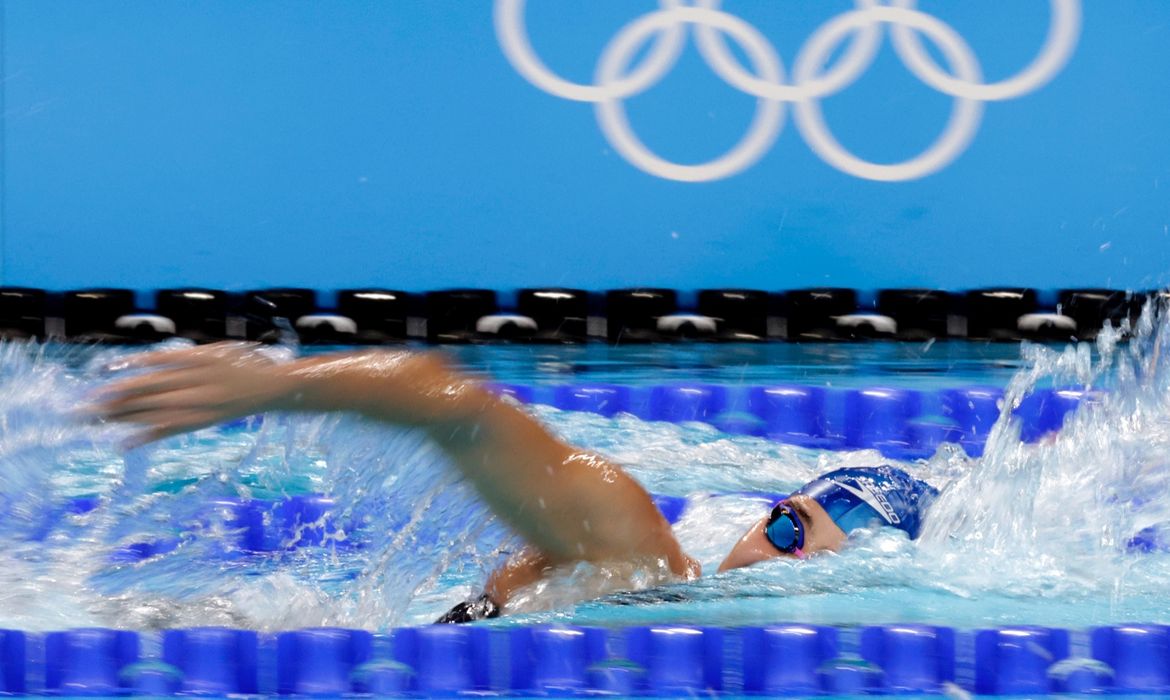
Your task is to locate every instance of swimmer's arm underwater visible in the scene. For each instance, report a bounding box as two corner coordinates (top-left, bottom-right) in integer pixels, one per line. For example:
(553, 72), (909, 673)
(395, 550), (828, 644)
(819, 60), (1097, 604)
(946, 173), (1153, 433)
(95, 344), (696, 594)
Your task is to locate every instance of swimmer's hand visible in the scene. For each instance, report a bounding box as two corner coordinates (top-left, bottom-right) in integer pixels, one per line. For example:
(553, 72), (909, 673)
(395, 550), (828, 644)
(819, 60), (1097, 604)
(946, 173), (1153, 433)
(93, 343), (294, 446)
(94, 343), (489, 445)
(94, 343), (695, 590)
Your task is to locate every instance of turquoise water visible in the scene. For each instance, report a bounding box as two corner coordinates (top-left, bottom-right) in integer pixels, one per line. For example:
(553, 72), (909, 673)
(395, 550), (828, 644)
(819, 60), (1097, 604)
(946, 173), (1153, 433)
(0, 309), (1166, 633)
(445, 341), (1031, 389)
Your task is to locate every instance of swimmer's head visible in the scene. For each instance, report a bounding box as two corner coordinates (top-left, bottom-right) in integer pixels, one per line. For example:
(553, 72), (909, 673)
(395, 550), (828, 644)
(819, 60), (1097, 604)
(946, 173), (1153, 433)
(717, 466), (938, 572)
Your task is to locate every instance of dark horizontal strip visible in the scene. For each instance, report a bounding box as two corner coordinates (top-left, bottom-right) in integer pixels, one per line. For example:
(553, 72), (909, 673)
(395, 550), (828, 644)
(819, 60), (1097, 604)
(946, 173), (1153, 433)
(0, 287), (1164, 343)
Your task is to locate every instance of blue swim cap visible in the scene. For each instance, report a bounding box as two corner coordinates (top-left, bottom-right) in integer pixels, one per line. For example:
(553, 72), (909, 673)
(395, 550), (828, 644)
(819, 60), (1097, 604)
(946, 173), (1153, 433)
(793, 466), (938, 540)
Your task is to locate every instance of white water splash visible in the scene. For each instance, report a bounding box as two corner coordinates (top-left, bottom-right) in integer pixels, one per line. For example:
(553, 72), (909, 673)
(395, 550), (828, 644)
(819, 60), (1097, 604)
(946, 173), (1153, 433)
(0, 300), (1165, 630)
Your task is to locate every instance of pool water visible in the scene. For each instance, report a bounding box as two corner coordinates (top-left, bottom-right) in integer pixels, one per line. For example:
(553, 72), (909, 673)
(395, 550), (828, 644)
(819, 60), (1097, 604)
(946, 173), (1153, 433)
(446, 340), (1032, 389)
(0, 308), (1166, 634)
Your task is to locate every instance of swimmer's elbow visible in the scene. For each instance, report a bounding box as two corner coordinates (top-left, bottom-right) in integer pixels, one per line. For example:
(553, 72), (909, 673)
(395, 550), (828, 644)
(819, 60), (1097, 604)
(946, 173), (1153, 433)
(577, 501), (690, 576)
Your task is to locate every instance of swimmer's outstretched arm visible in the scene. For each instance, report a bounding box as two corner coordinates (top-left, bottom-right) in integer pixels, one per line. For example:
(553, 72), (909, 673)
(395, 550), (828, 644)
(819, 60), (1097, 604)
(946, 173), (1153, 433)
(96, 344), (695, 586)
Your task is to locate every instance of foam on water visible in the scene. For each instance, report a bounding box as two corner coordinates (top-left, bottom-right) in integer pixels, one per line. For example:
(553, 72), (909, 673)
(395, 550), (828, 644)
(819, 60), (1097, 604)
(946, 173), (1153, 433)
(0, 302), (1167, 631)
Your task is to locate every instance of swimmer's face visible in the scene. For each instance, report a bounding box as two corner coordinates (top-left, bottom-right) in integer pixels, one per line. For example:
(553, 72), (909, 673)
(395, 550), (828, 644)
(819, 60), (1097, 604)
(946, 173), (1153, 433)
(717, 494), (847, 572)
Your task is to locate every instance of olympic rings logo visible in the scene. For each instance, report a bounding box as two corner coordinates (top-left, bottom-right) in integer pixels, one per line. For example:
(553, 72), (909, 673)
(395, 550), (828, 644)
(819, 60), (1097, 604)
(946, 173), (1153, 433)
(494, 0), (1081, 182)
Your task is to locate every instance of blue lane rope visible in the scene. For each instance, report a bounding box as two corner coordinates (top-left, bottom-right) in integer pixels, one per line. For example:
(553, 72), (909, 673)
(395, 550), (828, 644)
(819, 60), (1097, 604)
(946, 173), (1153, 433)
(492, 382), (1092, 458)
(4, 623), (1169, 695)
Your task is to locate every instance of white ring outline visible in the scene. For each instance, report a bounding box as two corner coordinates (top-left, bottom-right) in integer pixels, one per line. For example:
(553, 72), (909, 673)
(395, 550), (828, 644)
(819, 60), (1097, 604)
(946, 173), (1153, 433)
(690, 0), (887, 103)
(494, 0), (1080, 181)
(793, 5), (984, 182)
(493, 0), (689, 103)
(593, 6), (785, 183)
(888, 0), (1081, 101)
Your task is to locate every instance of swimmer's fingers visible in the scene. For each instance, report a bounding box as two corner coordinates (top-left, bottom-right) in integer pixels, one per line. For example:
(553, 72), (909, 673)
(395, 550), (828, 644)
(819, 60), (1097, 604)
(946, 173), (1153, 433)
(88, 367), (225, 421)
(123, 409), (224, 448)
(94, 366), (207, 404)
(89, 342), (289, 433)
(95, 343), (271, 405)
(111, 342), (261, 372)
(97, 386), (221, 420)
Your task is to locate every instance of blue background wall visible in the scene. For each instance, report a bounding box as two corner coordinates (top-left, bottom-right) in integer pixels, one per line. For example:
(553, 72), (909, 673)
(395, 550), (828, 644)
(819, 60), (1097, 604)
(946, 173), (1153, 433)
(1, 1), (1168, 293)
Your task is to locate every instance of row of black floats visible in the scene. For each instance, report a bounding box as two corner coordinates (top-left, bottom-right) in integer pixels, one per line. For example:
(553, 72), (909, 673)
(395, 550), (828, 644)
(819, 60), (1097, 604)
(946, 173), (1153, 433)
(0, 287), (1163, 344)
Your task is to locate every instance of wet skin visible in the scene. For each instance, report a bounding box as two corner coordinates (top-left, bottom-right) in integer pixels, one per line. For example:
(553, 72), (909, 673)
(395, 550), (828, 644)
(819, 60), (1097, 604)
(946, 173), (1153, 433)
(93, 343), (848, 612)
(718, 494), (847, 572)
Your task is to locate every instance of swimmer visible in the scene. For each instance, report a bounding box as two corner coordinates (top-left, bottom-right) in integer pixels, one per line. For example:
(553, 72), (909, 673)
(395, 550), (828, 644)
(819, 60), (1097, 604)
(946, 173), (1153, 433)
(93, 343), (937, 621)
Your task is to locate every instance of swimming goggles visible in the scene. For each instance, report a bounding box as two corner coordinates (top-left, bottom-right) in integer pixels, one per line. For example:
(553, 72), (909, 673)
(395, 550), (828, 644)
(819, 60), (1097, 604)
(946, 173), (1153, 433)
(764, 502), (806, 557)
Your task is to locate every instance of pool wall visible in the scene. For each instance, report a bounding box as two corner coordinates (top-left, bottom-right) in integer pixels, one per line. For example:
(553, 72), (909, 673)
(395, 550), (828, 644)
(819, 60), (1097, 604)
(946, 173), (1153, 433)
(2, 1), (1169, 291)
